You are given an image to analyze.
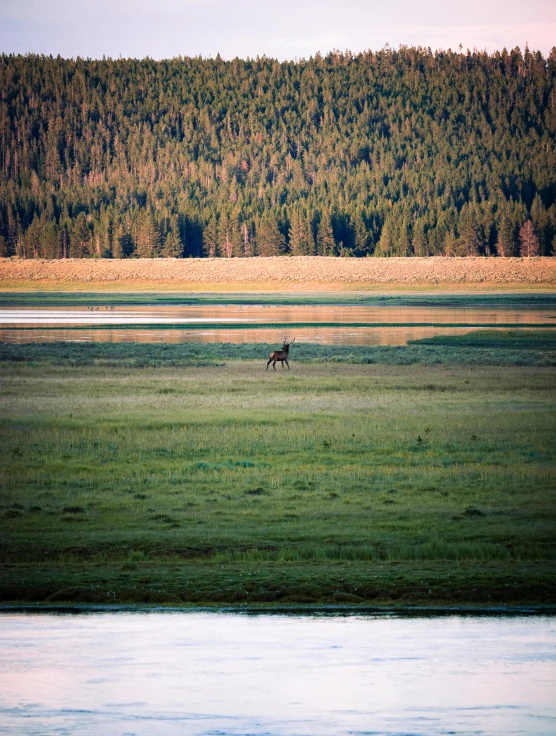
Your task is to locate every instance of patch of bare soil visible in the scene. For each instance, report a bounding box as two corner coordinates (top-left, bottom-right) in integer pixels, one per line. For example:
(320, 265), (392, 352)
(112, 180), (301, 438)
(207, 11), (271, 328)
(1, 256), (555, 292)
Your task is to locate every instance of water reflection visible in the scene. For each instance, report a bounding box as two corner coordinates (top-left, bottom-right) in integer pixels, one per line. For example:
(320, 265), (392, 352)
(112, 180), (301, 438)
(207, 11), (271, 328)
(1, 303), (554, 326)
(0, 303), (554, 345)
(0, 325), (542, 346)
(0, 612), (554, 735)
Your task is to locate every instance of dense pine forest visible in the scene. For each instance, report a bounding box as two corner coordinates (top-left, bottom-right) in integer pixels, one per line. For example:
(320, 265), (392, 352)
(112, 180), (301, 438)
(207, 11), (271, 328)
(1, 47), (555, 259)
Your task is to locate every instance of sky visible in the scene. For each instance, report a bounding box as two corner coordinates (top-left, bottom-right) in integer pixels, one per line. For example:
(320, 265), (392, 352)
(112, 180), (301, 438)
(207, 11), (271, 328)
(0, 0), (554, 60)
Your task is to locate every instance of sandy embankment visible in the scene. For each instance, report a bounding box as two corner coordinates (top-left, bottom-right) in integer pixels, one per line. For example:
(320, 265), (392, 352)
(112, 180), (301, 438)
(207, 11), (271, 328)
(0, 257), (555, 292)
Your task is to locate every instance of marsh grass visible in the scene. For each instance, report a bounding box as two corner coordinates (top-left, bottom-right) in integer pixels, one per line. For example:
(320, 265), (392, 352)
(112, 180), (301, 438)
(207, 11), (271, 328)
(2, 330), (556, 367)
(1, 292), (555, 308)
(1, 355), (555, 604)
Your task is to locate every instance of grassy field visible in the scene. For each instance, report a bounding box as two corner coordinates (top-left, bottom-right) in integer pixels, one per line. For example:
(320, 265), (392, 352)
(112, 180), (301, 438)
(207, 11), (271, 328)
(1, 335), (555, 607)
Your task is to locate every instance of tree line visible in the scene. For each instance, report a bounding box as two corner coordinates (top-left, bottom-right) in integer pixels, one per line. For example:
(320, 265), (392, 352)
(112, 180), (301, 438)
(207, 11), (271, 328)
(0, 46), (555, 259)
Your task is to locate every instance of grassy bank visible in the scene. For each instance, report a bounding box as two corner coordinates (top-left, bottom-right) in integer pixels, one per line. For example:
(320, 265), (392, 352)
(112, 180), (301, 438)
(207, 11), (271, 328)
(2, 330), (556, 367)
(2, 291), (556, 307)
(1, 352), (555, 605)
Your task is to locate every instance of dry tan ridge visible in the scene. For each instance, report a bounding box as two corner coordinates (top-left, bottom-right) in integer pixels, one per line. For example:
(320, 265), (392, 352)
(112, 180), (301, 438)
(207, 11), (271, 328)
(1, 256), (555, 292)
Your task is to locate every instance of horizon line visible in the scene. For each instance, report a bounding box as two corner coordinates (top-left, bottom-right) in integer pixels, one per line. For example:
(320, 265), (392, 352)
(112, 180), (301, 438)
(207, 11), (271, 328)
(2, 42), (554, 64)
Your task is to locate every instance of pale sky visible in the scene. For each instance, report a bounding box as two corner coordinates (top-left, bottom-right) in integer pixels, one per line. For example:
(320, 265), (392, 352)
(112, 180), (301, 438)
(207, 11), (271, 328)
(0, 0), (554, 60)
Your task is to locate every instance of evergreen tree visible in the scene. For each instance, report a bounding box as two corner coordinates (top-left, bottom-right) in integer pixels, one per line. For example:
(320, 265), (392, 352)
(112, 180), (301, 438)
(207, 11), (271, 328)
(398, 220), (412, 256)
(530, 194), (549, 255)
(288, 211), (315, 255)
(444, 229), (459, 257)
(25, 217), (42, 259)
(496, 217), (517, 257)
(70, 214), (91, 258)
(231, 217), (245, 257)
(256, 213), (285, 256)
(114, 227), (135, 258)
(352, 212), (373, 256)
(374, 218), (395, 257)
(218, 212), (234, 258)
(162, 228), (183, 257)
(459, 211), (484, 256)
(135, 213), (161, 258)
(412, 222), (428, 257)
(316, 212), (336, 256)
(41, 222), (60, 259)
(202, 216), (219, 258)
(240, 221), (254, 257)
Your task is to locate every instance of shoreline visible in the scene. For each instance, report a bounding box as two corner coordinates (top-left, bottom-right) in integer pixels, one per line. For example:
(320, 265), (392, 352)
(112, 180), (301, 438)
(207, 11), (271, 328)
(2, 603), (556, 616)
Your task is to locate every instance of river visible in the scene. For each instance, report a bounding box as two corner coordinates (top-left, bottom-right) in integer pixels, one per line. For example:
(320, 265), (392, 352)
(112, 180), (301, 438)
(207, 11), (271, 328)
(0, 611), (554, 735)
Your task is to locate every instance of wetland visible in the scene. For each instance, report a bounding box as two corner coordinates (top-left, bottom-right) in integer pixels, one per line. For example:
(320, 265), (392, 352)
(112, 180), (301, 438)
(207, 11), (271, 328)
(0, 292), (555, 607)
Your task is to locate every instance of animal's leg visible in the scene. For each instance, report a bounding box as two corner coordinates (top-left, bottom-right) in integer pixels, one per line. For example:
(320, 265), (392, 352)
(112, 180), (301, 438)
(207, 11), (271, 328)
(266, 358), (272, 371)
(281, 360), (286, 370)
(285, 359), (290, 370)
(273, 360), (277, 371)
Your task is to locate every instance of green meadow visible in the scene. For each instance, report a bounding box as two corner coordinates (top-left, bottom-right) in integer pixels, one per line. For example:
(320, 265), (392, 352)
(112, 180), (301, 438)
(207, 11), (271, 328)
(0, 331), (556, 605)
(1, 332), (555, 607)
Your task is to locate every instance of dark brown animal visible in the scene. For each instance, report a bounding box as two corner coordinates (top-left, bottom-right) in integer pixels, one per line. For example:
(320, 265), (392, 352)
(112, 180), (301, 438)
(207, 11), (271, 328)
(266, 338), (295, 371)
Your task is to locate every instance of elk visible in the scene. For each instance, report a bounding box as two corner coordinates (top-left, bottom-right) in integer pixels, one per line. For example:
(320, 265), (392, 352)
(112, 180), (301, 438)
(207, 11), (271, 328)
(266, 337), (295, 371)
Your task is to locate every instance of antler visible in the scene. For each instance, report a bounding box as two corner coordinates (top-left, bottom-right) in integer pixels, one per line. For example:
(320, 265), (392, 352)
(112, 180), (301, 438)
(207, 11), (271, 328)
(290, 337), (295, 344)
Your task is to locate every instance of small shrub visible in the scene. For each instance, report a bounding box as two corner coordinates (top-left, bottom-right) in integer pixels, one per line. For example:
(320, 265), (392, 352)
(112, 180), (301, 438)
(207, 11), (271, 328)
(63, 506), (85, 514)
(245, 487), (266, 495)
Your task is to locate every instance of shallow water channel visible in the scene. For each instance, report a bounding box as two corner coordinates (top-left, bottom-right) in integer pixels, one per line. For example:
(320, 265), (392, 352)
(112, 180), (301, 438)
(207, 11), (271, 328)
(0, 612), (555, 735)
(1, 302), (554, 345)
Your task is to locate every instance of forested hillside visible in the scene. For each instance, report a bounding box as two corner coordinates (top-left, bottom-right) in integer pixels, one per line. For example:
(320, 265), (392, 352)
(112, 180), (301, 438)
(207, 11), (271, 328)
(1, 47), (555, 259)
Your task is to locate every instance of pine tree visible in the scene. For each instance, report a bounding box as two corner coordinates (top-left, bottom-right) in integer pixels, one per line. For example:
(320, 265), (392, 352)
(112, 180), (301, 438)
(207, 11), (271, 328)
(135, 213), (161, 258)
(412, 222), (428, 256)
(531, 194), (549, 255)
(59, 221), (70, 259)
(25, 217), (43, 259)
(352, 212), (373, 256)
(288, 211), (315, 255)
(444, 229), (460, 256)
(114, 225), (134, 258)
(374, 218), (395, 256)
(398, 220), (412, 256)
(256, 213), (285, 256)
(218, 212), (233, 258)
(41, 222), (60, 259)
(459, 213), (483, 256)
(202, 216), (219, 258)
(316, 212), (336, 255)
(231, 217), (244, 257)
(241, 221), (254, 257)
(162, 229), (182, 257)
(70, 213), (91, 258)
(495, 217), (516, 257)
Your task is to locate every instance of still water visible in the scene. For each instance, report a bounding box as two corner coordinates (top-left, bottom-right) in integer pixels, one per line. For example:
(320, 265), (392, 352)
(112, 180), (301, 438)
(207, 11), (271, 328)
(1, 303), (554, 345)
(0, 612), (554, 736)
